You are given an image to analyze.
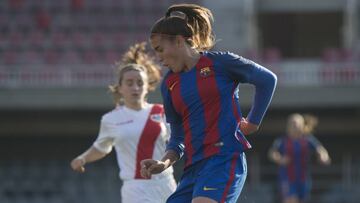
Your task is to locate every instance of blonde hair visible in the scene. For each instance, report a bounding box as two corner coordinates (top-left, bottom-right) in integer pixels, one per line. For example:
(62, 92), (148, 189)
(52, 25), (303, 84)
(151, 3), (215, 51)
(303, 114), (319, 134)
(109, 42), (161, 105)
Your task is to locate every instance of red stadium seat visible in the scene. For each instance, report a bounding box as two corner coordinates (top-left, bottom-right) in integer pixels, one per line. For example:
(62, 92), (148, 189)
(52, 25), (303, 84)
(8, 31), (23, 49)
(8, 0), (24, 10)
(82, 50), (100, 64)
(51, 31), (70, 49)
(321, 48), (340, 63)
(71, 31), (89, 49)
(70, 0), (84, 11)
(61, 51), (81, 64)
(3, 51), (18, 65)
(263, 47), (281, 63)
(105, 50), (120, 64)
(20, 50), (43, 64)
(338, 48), (355, 62)
(44, 50), (61, 65)
(28, 31), (45, 48)
(35, 10), (52, 30)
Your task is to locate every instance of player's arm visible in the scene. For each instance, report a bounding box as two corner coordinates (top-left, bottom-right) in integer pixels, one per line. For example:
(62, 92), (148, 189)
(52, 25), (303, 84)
(268, 138), (289, 165)
(309, 135), (331, 165)
(71, 117), (115, 173)
(219, 52), (277, 134)
(316, 145), (331, 165)
(141, 121), (184, 179)
(140, 149), (179, 179)
(70, 146), (107, 173)
(268, 148), (289, 166)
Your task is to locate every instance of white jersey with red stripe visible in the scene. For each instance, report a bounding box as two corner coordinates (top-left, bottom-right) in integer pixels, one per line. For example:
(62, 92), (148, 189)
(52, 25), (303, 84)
(93, 103), (174, 181)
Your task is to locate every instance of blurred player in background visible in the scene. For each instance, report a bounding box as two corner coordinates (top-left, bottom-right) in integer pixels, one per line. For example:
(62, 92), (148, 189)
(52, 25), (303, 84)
(269, 113), (331, 203)
(140, 3), (277, 203)
(70, 42), (176, 203)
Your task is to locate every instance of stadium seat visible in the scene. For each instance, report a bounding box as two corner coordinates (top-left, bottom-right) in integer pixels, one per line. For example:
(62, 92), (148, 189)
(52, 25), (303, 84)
(44, 49), (61, 65)
(263, 47), (281, 63)
(61, 51), (82, 64)
(321, 48), (340, 63)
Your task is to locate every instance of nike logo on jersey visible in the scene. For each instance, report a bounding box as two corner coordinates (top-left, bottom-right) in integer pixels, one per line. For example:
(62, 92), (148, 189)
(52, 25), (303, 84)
(169, 81), (178, 91)
(203, 186), (217, 191)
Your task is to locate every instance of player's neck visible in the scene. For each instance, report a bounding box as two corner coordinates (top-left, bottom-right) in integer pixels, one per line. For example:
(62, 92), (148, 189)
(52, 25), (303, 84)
(183, 49), (201, 72)
(124, 101), (146, 111)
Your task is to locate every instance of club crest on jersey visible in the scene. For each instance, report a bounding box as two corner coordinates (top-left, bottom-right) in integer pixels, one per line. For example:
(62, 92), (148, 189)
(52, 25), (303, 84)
(200, 67), (211, 77)
(150, 114), (162, 123)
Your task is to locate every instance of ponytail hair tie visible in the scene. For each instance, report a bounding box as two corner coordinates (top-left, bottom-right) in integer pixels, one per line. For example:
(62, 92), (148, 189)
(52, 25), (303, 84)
(165, 10), (188, 21)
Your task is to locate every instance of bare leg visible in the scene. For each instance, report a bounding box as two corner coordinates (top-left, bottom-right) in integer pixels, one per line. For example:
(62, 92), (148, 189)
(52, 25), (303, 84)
(192, 196), (218, 203)
(284, 196), (300, 203)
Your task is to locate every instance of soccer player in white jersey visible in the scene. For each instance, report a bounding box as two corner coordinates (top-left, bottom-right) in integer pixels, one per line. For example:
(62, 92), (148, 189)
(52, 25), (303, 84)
(70, 42), (177, 203)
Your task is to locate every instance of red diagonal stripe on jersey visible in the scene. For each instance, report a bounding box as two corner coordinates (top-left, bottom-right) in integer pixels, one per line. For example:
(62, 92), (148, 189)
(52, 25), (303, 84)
(134, 104), (163, 179)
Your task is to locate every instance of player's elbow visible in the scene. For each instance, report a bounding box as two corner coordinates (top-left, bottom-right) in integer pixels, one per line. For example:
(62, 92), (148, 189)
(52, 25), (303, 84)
(268, 71), (277, 88)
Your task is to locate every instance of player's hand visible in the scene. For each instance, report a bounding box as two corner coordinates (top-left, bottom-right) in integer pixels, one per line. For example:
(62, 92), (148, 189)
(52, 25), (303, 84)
(70, 157), (86, 173)
(140, 159), (167, 179)
(318, 152), (331, 165)
(278, 156), (290, 166)
(240, 117), (259, 135)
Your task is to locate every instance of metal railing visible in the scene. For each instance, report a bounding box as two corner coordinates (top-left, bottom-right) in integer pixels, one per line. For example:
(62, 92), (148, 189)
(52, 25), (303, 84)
(0, 61), (359, 88)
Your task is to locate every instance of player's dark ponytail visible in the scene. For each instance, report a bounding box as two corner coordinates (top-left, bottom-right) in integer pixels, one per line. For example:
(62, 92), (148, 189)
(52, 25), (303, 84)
(151, 3), (215, 51)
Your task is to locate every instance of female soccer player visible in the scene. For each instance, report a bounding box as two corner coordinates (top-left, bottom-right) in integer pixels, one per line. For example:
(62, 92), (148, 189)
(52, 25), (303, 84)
(140, 4), (277, 203)
(70, 42), (176, 203)
(268, 114), (331, 203)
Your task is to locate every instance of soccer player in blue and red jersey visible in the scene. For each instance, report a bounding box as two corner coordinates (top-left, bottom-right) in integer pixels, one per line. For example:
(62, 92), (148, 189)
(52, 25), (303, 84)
(269, 114), (331, 203)
(140, 4), (277, 203)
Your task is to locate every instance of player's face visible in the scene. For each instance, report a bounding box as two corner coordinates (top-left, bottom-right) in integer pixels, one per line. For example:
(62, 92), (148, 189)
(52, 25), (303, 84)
(118, 70), (148, 106)
(150, 34), (185, 73)
(287, 116), (304, 138)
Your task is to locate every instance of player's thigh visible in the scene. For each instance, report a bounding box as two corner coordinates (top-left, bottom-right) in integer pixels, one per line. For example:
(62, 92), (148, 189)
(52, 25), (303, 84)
(122, 180), (174, 203)
(297, 181), (311, 201)
(283, 196), (300, 203)
(193, 152), (247, 203)
(121, 182), (150, 203)
(154, 176), (178, 202)
(166, 172), (195, 203)
(192, 196), (218, 203)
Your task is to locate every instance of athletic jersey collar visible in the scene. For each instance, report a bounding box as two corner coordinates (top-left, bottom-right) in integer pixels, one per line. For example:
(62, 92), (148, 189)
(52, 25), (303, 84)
(167, 52), (213, 75)
(122, 103), (152, 114)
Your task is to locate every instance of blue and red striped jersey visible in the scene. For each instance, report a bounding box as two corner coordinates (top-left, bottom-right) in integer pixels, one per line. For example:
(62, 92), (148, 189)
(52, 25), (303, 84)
(272, 135), (321, 183)
(161, 51), (277, 167)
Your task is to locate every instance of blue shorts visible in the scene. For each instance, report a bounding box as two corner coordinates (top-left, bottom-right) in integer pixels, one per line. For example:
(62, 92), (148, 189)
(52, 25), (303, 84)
(166, 152), (247, 203)
(280, 180), (311, 200)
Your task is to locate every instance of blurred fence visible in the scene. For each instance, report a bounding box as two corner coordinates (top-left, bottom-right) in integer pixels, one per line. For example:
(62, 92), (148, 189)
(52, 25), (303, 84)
(0, 61), (359, 88)
(0, 65), (115, 88)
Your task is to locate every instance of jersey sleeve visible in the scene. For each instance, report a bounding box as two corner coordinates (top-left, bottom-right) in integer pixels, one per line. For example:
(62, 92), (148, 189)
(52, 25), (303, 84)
(93, 117), (115, 154)
(271, 137), (283, 151)
(307, 135), (322, 151)
(161, 76), (185, 158)
(216, 52), (277, 125)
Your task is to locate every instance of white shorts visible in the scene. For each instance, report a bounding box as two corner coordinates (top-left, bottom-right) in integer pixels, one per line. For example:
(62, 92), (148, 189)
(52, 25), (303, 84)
(121, 174), (177, 203)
